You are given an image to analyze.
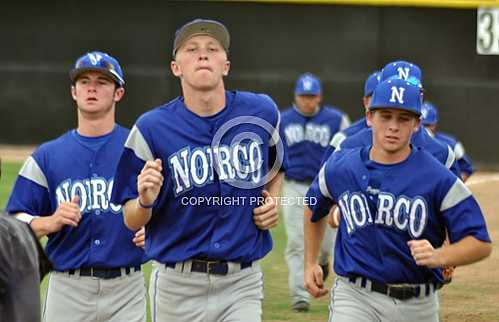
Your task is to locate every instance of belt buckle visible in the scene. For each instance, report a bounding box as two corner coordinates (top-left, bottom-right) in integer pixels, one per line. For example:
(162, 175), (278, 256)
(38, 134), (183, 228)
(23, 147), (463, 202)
(387, 284), (415, 300)
(207, 260), (228, 275)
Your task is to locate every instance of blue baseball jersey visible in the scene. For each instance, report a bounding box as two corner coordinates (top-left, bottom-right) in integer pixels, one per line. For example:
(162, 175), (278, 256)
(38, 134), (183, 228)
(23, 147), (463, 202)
(280, 105), (350, 181)
(329, 126), (460, 177)
(435, 132), (473, 177)
(6, 125), (144, 271)
(306, 146), (490, 284)
(322, 117), (368, 165)
(111, 91), (287, 264)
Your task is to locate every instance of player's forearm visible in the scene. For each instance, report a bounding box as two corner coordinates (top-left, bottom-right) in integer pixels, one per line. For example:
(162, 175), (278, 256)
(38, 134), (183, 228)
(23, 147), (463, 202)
(123, 198), (152, 231)
(304, 206), (326, 266)
(437, 236), (492, 267)
(266, 171), (284, 199)
(27, 216), (54, 238)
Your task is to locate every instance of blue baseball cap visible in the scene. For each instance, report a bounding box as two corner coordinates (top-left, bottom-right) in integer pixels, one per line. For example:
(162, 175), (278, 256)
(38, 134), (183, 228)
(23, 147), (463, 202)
(370, 78), (423, 116)
(295, 73), (321, 96)
(380, 60), (423, 84)
(364, 71), (380, 97)
(70, 51), (125, 86)
(173, 19), (230, 57)
(421, 102), (439, 125)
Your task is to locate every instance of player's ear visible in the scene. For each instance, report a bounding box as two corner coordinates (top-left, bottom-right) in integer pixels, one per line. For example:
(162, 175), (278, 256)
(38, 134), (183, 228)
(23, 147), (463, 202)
(366, 110), (374, 126)
(222, 60), (230, 76)
(171, 60), (182, 77)
(414, 116), (421, 131)
(114, 86), (125, 102)
(70, 85), (77, 101)
(363, 96), (370, 110)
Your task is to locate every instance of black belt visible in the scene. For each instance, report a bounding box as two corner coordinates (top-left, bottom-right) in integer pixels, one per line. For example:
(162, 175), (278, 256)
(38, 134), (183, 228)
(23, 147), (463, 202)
(67, 266), (141, 279)
(348, 276), (442, 301)
(165, 259), (252, 276)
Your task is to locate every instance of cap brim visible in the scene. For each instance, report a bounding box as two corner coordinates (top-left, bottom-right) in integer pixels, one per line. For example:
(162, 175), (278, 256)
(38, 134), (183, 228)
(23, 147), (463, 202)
(69, 67), (124, 86)
(369, 106), (421, 116)
(173, 21), (230, 56)
(295, 91), (321, 96)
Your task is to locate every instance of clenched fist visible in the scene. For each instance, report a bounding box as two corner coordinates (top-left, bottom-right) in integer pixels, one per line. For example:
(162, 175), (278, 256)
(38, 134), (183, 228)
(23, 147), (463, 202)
(49, 195), (82, 233)
(138, 159), (164, 207)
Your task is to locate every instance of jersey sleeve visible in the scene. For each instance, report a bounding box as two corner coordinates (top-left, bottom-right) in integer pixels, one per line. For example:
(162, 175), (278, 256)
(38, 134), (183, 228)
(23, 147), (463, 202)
(6, 154), (52, 217)
(340, 113), (351, 131)
(439, 178), (491, 243)
(320, 131), (347, 166)
(454, 142), (474, 176)
(264, 95), (288, 172)
(444, 145), (461, 177)
(306, 161), (336, 222)
(111, 124), (155, 205)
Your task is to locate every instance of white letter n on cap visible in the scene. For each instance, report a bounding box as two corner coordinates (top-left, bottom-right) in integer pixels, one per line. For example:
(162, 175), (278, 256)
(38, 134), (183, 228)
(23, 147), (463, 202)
(389, 86), (405, 104)
(397, 67), (410, 80)
(303, 79), (312, 90)
(88, 53), (103, 65)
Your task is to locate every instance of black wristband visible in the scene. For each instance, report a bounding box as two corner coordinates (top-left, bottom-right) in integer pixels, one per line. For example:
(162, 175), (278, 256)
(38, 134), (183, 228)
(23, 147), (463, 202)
(138, 199), (155, 209)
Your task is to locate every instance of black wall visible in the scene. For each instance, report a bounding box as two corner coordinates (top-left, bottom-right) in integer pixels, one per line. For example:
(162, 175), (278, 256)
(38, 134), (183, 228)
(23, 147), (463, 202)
(1, 1), (498, 167)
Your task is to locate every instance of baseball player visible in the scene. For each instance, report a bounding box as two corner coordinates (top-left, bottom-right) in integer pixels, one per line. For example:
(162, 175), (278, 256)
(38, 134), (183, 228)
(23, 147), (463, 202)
(304, 77), (492, 322)
(421, 101), (474, 182)
(6, 51), (146, 322)
(324, 61), (423, 162)
(0, 157), (51, 322)
(325, 61), (460, 178)
(280, 73), (350, 312)
(111, 19), (286, 322)
(323, 70), (380, 163)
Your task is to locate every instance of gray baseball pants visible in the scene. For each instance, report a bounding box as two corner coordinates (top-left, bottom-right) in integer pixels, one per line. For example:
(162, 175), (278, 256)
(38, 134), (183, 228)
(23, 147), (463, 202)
(329, 276), (439, 322)
(282, 179), (337, 305)
(149, 260), (264, 322)
(42, 269), (146, 322)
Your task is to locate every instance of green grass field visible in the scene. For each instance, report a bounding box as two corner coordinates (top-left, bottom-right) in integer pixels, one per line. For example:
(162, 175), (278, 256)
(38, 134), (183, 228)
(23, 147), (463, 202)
(0, 161), (332, 322)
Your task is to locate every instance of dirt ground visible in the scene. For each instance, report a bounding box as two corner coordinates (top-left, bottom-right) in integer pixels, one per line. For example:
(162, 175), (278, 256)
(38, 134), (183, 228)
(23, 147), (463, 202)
(439, 173), (499, 322)
(0, 144), (35, 162)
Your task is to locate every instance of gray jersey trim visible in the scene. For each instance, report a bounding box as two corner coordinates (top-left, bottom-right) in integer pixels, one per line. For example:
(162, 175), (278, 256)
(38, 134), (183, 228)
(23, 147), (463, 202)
(340, 114), (351, 131)
(19, 156), (48, 188)
(329, 131), (347, 152)
(270, 112), (281, 147)
(318, 165), (332, 199)
(454, 142), (465, 160)
(440, 179), (472, 212)
(125, 125), (154, 162)
(445, 146), (456, 169)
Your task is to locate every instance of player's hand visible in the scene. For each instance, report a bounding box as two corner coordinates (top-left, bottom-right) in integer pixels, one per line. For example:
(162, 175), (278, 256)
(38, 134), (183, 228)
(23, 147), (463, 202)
(253, 190), (278, 230)
(408, 239), (445, 268)
(133, 227), (145, 249)
(49, 195), (81, 232)
(327, 205), (341, 229)
(138, 159), (164, 207)
(304, 263), (329, 298)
